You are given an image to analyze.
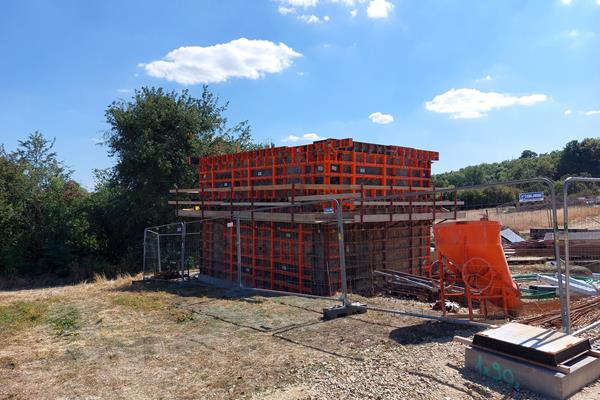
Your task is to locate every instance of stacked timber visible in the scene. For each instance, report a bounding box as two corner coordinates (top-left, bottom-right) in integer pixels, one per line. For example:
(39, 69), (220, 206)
(506, 230), (600, 260)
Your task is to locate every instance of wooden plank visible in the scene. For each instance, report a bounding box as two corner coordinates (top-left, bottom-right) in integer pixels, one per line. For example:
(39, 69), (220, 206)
(168, 200), (290, 206)
(169, 188), (200, 194)
(169, 183), (425, 194)
(354, 211), (466, 223)
(289, 193), (357, 201)
(473, 323), (591, 367)
(454, 336), (473, 345)
(177, 208), (466, 223)
(177, 209), (337, 223)
(352, 200), (464, 206)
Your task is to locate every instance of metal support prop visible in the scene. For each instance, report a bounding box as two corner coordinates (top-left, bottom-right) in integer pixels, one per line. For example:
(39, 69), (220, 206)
(235, 213), (243, 288)
(335, 199), (350, 306)
(180, 222), (186, 282)
(142, 229), (148, 279)
(563, 176), (600, 335)
(157, 231), (161, 273)
(546, 180), (567, 332)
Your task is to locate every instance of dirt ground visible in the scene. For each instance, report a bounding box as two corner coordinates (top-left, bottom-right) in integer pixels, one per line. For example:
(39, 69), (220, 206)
(1, 276), (599, 400)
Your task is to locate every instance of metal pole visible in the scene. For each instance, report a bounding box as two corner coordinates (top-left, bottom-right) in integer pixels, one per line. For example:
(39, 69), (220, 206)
(142, 229), (147, 280)
(563, 177), (572, 334)
(236, 213), (243, 288)
(157, 231), (161, 273)
(546, 179), (567, 332)
(334, 199), (349, 306)
(180, 222), (186, 282)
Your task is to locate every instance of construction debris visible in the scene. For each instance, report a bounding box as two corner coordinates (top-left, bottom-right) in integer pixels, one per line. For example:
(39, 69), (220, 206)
(538, 274), (600, 297)
(521, 295), (600, 329)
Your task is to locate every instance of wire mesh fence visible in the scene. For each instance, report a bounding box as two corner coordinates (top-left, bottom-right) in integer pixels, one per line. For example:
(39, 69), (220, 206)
(143, 199), (348, 304)
(344, 178), (565, 322)
(563, 177), (600, 334)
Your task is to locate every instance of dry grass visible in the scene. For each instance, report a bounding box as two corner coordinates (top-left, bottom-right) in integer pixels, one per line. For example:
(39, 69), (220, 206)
(464, 205), (600, 233)
(0, 276), (598, 400)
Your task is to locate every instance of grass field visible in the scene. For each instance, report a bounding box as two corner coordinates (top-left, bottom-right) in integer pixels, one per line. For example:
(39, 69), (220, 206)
(1, 275), (599, 399)
(464, 205), (600, 234)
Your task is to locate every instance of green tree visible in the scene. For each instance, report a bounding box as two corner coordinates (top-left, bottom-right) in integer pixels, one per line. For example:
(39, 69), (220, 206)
(93, 86), (257, 268)
(0, 133), (96, 277)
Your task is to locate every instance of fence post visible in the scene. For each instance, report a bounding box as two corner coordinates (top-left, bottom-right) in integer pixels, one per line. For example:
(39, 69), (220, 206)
(180, 222), (186, 282)
(157, 230), (161, 273)
(142, 229), (147, 280)
(563, 177), (572, 334)
(547, 180), (567, 332)
(562, 176), (600, 335)
(236, 212), (243, 288)
(334, 199), (349, 306)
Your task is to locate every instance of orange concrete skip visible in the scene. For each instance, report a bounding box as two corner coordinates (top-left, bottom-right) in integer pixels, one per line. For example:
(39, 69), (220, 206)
(434, 220), (521, 310)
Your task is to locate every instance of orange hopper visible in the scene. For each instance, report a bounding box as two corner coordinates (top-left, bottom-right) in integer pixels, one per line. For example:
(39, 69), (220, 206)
(433, 220), (521, 310)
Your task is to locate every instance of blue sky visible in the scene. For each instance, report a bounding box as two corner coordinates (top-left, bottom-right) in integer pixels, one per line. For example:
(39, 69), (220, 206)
(1, 0), (600, 189)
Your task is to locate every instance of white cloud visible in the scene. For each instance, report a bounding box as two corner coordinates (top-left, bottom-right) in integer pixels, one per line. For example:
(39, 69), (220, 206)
(560, 0), (572, 4)
(139, 38), (302, 85)
(278, 6), (296, 14)
(585, 110), (600, 116)
(298, 14), (329, 23)
(564, 109), (573, 115)
(476, 75), (493, 83)
(330, 0), (365, 5)
(425, 88), (548, 119)
(597, 0), (600, 5)
(283, 133), (324, 142)
(350, 9), (358, 16)
(279, 0), (319, 7)
(369, 112), (394, 124)
(367, 0), (394, 18)
(117, 88), (132, 94)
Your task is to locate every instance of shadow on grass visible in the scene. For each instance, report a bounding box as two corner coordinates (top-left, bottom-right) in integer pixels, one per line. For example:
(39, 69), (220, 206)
(388, 320), (485, 345)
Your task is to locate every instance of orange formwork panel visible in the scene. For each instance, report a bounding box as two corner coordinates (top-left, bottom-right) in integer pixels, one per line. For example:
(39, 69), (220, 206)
(433, 220), (521, 311)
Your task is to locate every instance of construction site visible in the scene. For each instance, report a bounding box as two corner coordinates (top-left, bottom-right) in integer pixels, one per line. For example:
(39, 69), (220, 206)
(133, 138), (600, 399)
(3, 138), (600, 400)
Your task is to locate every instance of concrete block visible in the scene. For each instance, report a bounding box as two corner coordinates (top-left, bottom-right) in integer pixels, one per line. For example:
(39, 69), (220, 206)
(465, 347), (600, 399)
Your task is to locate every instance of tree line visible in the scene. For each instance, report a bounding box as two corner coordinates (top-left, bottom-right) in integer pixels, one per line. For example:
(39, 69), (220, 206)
(432, 139), (600, 208)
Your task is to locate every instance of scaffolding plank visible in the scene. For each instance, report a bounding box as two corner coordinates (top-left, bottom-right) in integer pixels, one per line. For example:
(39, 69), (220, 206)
(353, 211), (466, 223)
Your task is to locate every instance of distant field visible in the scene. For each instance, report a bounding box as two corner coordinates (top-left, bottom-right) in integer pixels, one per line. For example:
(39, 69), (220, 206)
(463, 205), (600, 234)
(1, 276), (599, 399)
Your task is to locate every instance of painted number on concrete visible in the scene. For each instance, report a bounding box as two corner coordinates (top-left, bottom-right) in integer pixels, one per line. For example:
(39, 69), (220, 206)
(475, 354), (520, 390)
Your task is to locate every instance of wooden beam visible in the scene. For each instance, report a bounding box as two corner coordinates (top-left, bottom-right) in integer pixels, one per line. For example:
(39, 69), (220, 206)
(289, 193), (357, 201)
(168, 200), (290, 206)
(169, 183), (427, 194)
(177, 209), (337, 223)
(353, 211), (466, 223)
(351, 200), (464, 206)
(177, 208), (466, 224)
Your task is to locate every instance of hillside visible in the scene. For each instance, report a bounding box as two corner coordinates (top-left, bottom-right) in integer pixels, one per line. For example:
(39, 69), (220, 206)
(433, 138), (600, 188)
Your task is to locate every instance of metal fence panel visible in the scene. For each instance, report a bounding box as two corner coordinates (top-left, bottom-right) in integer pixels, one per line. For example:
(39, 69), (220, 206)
(563, 177), (600, 334)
